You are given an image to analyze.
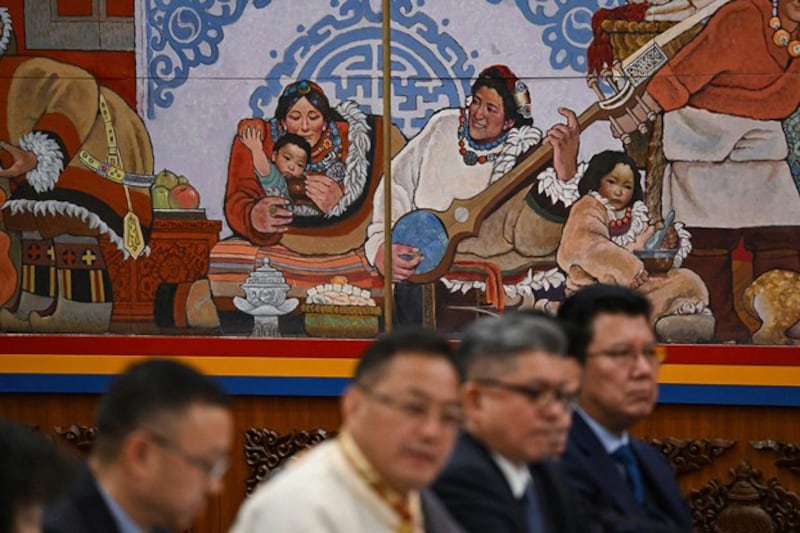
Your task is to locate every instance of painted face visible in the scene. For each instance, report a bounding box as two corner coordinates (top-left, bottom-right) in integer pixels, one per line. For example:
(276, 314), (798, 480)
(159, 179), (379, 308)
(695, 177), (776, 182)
(280, 97), (326, 149)
(468, 85), (514, 143)
(143, 404), (233, 531)
(345, 353), (461, 494)
(466, 351), (582, 463)
(272, 143), (308, 178)
(579, 313), (659, 435)
(779, 0), (800, 26)
(597, 162), (635, 210)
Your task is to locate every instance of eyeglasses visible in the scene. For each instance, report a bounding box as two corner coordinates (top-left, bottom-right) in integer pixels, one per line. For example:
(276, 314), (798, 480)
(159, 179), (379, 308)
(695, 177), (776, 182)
(145, 430), (229, 481)
(475, 378), (579, 411)
(588, 345), (665, 368)
(358, 384), (464, 429)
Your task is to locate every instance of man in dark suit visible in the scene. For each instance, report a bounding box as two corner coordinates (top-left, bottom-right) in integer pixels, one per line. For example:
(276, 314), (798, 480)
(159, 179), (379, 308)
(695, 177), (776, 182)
(432, 313), (587, 533)
(44, 359), (233, 533)
(558, 284), (693, 532)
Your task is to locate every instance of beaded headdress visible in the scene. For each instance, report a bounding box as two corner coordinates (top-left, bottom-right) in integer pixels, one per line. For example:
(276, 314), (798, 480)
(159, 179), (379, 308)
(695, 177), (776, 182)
(476, 64), (533, 120)
(279, 80), (327, 114)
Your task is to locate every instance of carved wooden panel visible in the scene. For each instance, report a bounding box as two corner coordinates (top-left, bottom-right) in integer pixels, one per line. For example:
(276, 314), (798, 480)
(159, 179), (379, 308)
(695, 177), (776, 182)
(55, 424), (97, 455)
(101, 218), (221, 321)
(647, 436), (736, 476)
(752, 440), (800, 476)
(689, 461), (800, 533)
(243, 428), (330, 495)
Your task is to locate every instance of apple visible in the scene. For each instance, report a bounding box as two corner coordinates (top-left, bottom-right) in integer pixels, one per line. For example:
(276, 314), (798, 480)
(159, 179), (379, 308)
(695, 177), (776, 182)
(177, 175), (190, 185)
(168, 183), (200, 209)
(151, 185), (171, 209)
(155, 169), (179, 189)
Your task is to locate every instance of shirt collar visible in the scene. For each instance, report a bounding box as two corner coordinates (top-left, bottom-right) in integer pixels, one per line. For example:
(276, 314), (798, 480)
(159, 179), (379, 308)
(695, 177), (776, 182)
(490, 452), (532, 499)
(575, 406), (630, 454)
(96, 482), (146, 533)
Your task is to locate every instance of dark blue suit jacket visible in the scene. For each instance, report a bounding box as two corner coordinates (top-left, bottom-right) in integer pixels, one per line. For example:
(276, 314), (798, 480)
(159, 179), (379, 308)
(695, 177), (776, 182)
(43, 467), (170, 533)
(432, 431), (588, 533)
(562, 413), (693, 533)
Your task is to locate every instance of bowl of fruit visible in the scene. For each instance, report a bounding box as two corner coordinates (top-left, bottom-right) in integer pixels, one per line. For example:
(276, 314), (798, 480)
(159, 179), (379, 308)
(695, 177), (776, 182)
(151, 169), (202, 215)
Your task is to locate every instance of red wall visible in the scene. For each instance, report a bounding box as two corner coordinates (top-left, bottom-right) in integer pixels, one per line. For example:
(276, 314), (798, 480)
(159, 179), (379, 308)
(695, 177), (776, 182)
(5, 0), (137, 108)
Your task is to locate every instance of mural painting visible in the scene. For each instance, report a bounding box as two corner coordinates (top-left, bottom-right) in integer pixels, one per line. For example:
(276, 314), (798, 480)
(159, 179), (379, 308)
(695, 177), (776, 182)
(0, 0), (799, 345)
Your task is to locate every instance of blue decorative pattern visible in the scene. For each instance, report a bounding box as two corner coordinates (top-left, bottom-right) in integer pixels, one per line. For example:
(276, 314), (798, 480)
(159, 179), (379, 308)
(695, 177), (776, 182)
(248, 0), (476, 135)
(486, 0), (623, 73)
(144, 0), (624, 121)
(146, 0), (272, 119)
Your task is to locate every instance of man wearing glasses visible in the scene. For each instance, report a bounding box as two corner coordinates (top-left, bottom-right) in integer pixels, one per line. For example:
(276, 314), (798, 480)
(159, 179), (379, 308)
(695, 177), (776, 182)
(432, 313), (586, 532)
(44, 359), (233, 533)
(232, 328), (465, 532)
(558, 284), (692, 532)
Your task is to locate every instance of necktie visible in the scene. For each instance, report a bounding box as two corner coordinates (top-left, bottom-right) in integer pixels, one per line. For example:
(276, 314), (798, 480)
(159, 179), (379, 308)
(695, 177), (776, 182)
(612, 444), (646, 506)
(521, 480), (546, 533)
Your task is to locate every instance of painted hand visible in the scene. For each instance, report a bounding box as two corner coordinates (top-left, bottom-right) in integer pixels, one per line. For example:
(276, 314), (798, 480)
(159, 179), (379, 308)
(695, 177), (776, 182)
(250, 196), (293, 234)
(0, 141), (38, 178)
(305, 173), (344, 214)
(239, 126), (264, 153)
(544, 107), (579, 180)
(374, 243), (423, 282)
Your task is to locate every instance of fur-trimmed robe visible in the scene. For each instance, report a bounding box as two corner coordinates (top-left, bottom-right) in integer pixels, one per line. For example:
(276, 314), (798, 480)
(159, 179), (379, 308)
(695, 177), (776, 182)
(1, 55), (154, 255)
(557, 193), (708, 320)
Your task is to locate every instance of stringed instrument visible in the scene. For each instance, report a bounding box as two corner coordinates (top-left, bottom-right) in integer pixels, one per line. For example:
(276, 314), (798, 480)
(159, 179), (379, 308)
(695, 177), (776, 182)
(392, 0), (731, 284)
(0, 187), (18, 306)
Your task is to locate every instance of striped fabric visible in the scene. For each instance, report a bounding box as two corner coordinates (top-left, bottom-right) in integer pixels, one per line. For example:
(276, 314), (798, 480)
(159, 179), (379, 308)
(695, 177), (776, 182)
(209, 239), (380, 301)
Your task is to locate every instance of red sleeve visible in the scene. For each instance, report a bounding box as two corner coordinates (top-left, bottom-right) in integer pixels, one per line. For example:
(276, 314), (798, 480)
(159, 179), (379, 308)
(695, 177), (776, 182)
(224, 127), (282, 246)
(646, 1), (757, 112)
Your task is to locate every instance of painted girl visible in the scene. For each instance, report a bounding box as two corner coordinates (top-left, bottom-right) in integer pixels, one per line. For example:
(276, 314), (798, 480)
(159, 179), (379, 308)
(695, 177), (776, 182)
(557, 150), (713, 341)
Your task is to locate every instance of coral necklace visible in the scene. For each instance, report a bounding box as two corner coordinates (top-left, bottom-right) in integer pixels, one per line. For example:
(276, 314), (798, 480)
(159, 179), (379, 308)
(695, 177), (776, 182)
(770, 2), (800, 57)
(457, 108), (507, 166)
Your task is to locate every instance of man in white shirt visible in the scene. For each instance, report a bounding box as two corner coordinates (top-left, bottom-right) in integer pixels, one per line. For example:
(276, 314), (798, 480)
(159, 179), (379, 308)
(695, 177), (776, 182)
(558, 284), (692, 532)
(231, 328), (465, 533)
(432, 313), (587, 533)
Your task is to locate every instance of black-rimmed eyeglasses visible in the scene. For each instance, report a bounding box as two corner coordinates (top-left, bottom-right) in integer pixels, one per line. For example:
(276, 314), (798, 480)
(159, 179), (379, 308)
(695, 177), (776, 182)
(475, 378), (579, 411)
(145, 430), (229, 481)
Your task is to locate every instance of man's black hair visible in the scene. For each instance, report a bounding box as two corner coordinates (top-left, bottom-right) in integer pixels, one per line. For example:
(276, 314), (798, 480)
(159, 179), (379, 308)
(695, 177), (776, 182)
(94, 359), (231, 457)
(354, 327), (459, 385)
(0, 418), (73, 533)
(557, 284), (652, 361)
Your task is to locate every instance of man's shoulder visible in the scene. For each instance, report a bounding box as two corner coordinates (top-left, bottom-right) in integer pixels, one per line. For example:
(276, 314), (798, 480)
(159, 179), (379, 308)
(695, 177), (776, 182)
(248, 440), (339, 501)
(42, 469), (114, 533)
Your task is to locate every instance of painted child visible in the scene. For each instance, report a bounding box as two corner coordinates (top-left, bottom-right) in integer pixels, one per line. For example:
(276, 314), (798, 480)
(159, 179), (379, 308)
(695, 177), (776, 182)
(557, 150), (712, 337)
(239, 128), (311, 200)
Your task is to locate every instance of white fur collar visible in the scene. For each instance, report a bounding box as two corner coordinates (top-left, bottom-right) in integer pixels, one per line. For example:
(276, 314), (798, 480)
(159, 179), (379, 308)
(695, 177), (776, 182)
(0, 8), (11, 57)
(589, 191), (649, 248)
(325, 100), (371, 218)
(489, 124), (543, 184)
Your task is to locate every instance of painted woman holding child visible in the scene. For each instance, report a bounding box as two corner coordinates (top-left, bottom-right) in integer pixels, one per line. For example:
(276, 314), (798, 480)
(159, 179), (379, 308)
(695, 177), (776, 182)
(225, 80), (381, 251)
(213, 80), (403, 305)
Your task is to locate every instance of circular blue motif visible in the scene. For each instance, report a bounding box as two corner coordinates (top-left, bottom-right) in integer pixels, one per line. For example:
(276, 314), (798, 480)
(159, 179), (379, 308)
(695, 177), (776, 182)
(392, 211), (449, 276)
(248, 0), (476, 137)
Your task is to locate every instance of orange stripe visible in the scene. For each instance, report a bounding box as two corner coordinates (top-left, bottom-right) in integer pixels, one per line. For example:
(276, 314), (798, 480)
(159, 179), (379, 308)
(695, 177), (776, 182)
(49, 267), (56, 297)
(23, 264), (33, 292)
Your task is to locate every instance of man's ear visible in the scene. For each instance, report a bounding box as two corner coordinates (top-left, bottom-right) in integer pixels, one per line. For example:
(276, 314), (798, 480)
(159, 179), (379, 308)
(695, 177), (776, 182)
(119, 429), (156, 480)
(502, 118), (515, 132)
(460, 381), (481, 414)
(340, 384), (361, 423)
